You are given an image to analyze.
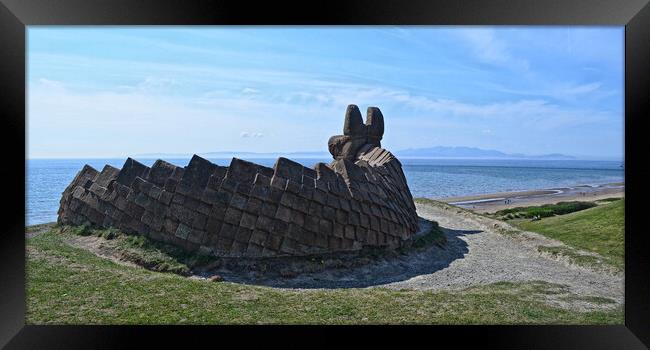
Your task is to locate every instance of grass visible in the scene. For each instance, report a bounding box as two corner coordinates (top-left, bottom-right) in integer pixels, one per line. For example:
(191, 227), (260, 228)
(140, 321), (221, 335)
(408, 220), (447, 249)
(25, 227), (622, 324)
(537, 246), (613, 272)
(515, 200), (624, 270)
(58, 224), (216, 276)
(597, 197), (623, 203)
(491, 201), (597, 220)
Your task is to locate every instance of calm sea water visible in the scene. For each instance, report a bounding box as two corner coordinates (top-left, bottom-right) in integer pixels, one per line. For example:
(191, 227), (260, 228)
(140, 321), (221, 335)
(26, 158), (624, 226)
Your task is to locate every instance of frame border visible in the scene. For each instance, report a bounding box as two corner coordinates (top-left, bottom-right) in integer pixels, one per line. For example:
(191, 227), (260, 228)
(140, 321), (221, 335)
(1, 0), (648, 348)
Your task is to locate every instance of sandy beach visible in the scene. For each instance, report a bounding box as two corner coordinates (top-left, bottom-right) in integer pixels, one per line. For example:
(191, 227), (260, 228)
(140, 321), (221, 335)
(440, 182), (624, 213)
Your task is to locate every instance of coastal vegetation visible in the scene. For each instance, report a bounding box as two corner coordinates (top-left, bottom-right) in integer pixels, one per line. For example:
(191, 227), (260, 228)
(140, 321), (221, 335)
(514, 200), (624, 270)
(490, 201), (597, 220)
(26, 226), (621, 324)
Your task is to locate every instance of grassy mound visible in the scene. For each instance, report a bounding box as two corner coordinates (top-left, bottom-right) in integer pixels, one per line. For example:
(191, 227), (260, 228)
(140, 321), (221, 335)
(515, 200), (624, 270)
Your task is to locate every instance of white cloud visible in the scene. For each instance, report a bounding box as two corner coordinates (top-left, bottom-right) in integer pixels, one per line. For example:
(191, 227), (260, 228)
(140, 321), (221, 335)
(241, 87), (260, 94)
(240, 131), (264, 138)
(456, 28), (529, 71)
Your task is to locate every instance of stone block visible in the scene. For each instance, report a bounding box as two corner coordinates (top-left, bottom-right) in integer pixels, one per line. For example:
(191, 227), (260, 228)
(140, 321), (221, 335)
(192, 212), (208, 230)
(159, 190), (173, 206)
(147, 160), (176, 187)
(275, 205), (292, 223)
(260, 202), (278, 218)
(290, 210), (305, 226)
(268, 187), (284, 203)
(292, 196), (310, 213)
(224, 207), (243, 225)
(263, 233), (283, 250)
(359, 213), (370, 228)
(220, 178), (239, 192)
(230, 193), (248, 210)
(230, 241), (248, 256)
(209, 202), (227, 221)
(249, 230), (268, 246)
(219, 223), (237, 241)
(270, 176), (287, 190)
(115, 158), (149, 187)
(245, 243), (264, 256)
(279, 238), (300, 254)
(196, 201), (212, 216)
(369, 216), (380, 231)
(326, 194), (340, 209)
(308, 202), (322, 217)
(240, 212), (257, 230)
(301, 214), (317, 233)
(273, 157), (304, 183)
(254, 173), (271, 186)
(250, 184), (270, 201)
(234, 227), (253, 243)
(332, 223), (345, 238)
(228, 158), (262, 183)
(164, 178), (178, 192)
(215, 237), (234, 253)
(205, 217), (223, 235)
(328, 236), (342, 250)
(235, 182), (253, 196)
(244, 197), (263, 215)
(314, 233), (328, 248)
(269, 219), (288, 235)
(322, 206), (336, 221)
(298, 184), (315, 200)
(175, 223), (192, 240)
(319, 219), (333, 235)
(312, 189), (327, 204)
(201, 188), (220, 205)
(279, 192), (296, 208)
(285, 180), (301, 194)
(187, 229), (206, 245)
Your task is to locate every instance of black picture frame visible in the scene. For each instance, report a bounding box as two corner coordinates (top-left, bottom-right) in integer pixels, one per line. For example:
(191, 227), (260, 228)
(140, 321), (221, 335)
(1, 0), (648, 348)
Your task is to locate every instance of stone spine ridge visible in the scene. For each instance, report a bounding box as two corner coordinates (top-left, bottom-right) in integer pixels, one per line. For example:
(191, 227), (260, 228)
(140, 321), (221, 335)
(57, 104), (420, 257)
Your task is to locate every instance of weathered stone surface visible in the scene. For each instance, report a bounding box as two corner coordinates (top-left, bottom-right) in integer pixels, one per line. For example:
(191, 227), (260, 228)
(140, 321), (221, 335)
(57, 105), (419, 258)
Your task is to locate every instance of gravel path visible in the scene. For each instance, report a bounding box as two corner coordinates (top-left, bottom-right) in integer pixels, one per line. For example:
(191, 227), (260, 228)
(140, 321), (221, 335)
(384, 203), (623, 301)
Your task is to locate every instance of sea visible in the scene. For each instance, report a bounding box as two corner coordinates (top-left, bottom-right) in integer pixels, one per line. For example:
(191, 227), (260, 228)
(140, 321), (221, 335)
(26, 158), (624, 226)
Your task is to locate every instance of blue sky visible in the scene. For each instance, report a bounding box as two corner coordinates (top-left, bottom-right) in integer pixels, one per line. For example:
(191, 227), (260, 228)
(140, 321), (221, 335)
(27, 26), (624, 159)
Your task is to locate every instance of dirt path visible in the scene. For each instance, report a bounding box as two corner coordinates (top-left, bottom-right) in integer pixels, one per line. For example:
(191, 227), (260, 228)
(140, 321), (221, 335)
(383, 202), (623, 303)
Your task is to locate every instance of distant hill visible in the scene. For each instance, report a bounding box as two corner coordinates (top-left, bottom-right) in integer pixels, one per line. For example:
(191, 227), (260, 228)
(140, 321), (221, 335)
(136, 146), (577, 160)
(135, 151), (331, 159)
(393, 146), (576, 160)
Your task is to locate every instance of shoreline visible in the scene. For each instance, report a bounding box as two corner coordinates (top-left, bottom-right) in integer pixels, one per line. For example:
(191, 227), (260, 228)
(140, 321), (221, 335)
(439, 182), (624, 213)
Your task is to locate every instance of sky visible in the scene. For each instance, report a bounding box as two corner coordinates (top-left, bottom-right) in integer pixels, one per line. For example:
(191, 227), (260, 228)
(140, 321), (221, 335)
(27, 26), (624, 159)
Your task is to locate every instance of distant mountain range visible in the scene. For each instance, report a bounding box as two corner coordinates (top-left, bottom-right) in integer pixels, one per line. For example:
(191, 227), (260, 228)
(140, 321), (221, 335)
(136, 146), (576, 160)
(393, 146), (576, 160)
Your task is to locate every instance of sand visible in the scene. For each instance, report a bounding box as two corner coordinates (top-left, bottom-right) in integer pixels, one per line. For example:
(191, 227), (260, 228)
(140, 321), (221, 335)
(440, 182), (624, 213)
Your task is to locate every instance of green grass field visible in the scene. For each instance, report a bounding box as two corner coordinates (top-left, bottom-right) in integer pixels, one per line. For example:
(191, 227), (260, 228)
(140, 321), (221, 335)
(26, 227), (622, 324)
(514, 199), (624, 270)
